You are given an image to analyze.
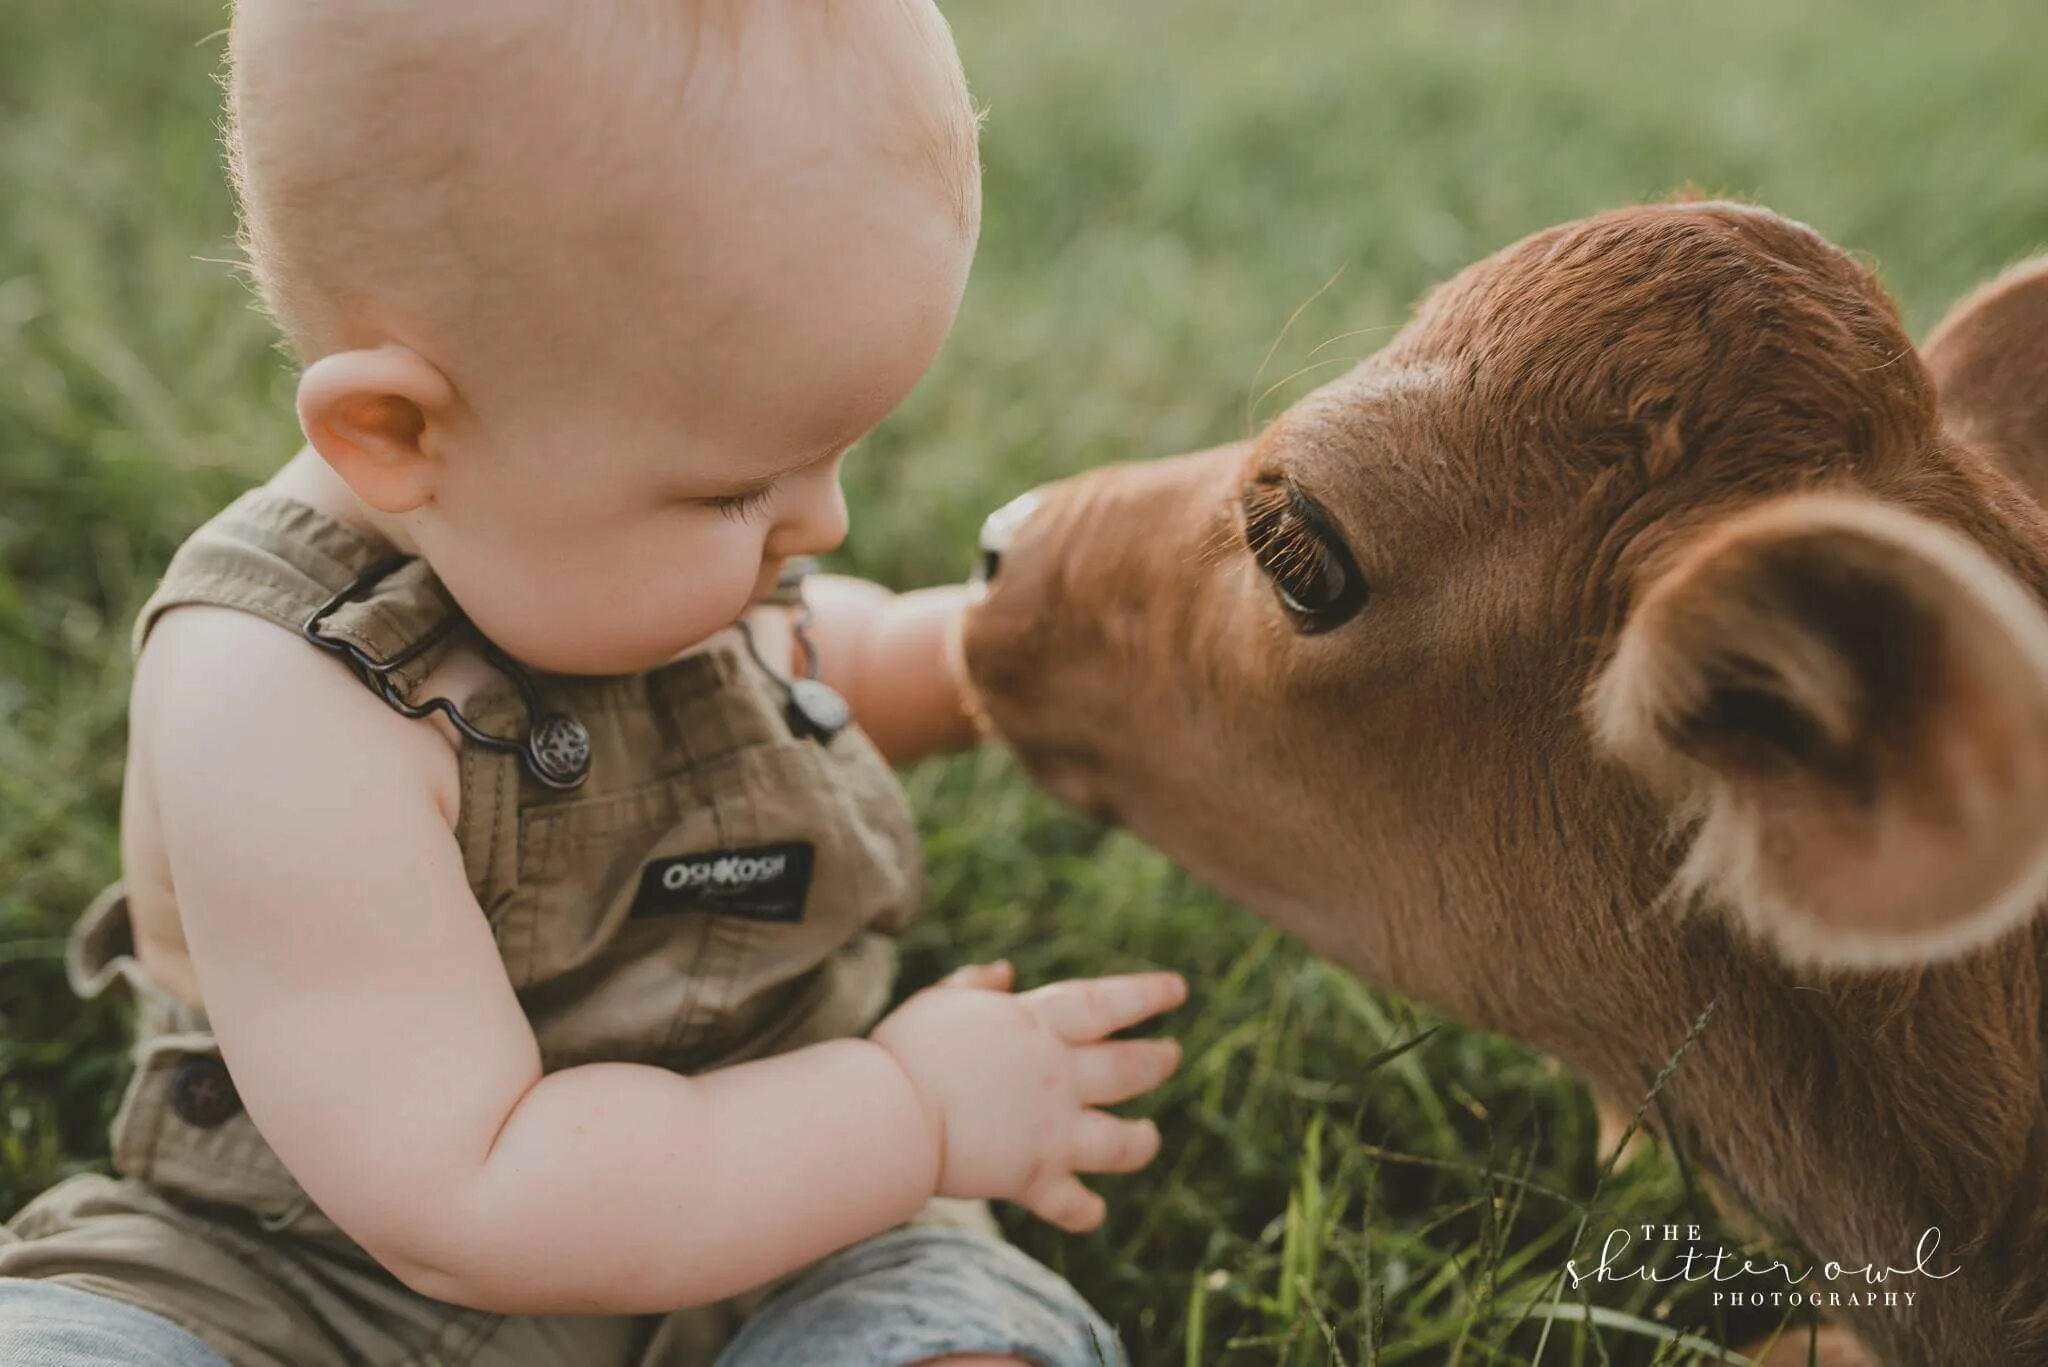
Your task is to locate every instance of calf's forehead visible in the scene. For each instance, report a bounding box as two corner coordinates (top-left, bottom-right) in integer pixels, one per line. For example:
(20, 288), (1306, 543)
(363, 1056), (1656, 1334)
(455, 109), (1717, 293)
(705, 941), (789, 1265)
(1287, 206), (1931, 529)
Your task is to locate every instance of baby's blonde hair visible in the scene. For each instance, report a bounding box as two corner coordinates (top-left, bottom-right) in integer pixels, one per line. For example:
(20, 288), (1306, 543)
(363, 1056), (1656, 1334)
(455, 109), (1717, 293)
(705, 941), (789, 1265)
(224, 0), (982, 363)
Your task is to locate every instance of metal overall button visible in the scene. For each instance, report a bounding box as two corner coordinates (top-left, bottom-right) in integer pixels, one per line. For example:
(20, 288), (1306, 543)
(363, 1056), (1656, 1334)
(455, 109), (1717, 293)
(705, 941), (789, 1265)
(303, 557), (593, 791)
(169, 1056), (242, 1129)
(528, 713), (592, 788)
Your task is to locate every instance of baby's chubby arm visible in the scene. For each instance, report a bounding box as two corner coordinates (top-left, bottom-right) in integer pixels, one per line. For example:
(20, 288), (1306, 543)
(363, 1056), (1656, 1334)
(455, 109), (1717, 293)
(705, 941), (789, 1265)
(797, 574), (977, 764)
(142, 607), (1182, 1316)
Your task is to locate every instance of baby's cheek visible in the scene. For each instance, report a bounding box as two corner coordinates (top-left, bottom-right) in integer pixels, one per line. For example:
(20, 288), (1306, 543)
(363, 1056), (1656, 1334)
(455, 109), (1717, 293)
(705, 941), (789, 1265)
(613, 549), (761, 658)
(448, 517), (768, 673)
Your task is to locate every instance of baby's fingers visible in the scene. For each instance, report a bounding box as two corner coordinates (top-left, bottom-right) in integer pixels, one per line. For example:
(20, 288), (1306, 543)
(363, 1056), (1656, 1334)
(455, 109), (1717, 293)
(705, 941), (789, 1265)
(1024, 971), (1188, 1043)
(941, 960), (1015, 992)
(1022, 1171), (1107, 1234)
(1069, 1110), (1162, 1175)
(1073, 1038), (1181, 1106)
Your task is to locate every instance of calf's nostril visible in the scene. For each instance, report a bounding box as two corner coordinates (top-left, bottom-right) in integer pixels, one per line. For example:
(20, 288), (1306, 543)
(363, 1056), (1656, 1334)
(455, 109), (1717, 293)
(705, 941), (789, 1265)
(972, 489), (1043, 588)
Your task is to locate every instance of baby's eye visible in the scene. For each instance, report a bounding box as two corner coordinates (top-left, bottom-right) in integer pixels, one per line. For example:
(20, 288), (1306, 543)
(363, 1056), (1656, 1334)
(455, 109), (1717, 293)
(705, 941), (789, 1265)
(701, 486), (777, 523)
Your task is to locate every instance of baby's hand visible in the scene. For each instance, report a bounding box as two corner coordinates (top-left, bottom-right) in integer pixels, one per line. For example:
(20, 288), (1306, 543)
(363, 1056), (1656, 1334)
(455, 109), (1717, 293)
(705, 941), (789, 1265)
(870, 962), (1186, 1233)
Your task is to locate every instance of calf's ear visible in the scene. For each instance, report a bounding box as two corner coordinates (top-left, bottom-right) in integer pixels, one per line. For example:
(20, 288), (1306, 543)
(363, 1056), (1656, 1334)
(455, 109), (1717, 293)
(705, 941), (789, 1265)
(1591, 494), (2048, 968)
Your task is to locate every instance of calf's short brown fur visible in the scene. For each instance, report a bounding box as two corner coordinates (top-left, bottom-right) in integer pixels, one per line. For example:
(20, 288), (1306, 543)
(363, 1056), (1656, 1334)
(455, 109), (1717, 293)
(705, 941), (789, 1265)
(960, 203), (2048, 1366)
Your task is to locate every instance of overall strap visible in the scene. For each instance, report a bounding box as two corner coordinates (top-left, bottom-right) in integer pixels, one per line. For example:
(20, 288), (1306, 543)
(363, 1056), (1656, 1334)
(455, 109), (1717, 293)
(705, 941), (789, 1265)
(132, 488), (466, 703)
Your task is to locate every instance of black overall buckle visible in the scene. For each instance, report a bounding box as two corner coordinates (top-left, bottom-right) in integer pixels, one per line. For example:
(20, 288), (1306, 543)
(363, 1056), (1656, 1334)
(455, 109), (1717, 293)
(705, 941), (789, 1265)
(302, 558), (592, 791)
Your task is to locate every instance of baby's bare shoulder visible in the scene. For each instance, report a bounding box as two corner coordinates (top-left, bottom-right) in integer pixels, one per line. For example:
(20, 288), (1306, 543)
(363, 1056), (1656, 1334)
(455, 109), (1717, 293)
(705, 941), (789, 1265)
(133, 605), (459, 827)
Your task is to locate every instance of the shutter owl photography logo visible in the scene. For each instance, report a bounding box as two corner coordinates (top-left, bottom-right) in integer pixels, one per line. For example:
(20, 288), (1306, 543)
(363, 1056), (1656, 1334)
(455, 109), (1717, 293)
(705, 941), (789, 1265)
(1566, 1222), (1959, 1311)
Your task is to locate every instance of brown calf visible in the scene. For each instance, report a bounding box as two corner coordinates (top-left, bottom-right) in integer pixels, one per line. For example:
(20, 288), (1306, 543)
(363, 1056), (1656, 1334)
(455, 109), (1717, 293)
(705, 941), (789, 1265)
(959, 203), (2048, 1366)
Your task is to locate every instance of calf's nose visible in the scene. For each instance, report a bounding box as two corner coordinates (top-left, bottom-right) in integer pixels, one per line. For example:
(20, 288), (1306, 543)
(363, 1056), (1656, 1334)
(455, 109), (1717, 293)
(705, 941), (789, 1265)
(972, 488), (1043, 588)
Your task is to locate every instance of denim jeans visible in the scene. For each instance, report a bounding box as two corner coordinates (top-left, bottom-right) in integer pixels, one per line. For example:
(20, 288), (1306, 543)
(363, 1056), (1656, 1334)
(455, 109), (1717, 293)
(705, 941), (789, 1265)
(0, 1225), (1124, 1367)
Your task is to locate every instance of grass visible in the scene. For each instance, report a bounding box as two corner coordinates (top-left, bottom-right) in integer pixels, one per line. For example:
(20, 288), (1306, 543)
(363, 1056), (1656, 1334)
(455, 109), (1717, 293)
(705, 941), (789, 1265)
(3, 0), (2045, 1361)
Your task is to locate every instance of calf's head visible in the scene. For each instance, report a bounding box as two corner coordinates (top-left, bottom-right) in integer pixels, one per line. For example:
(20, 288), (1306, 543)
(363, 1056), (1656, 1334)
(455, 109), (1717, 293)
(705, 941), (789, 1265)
(961, 203), (2048, 1034)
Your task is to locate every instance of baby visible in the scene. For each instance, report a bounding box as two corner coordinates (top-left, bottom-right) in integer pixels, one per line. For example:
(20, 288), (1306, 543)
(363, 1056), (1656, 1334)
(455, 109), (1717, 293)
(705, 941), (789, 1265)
(0, 3), (1185, 1365)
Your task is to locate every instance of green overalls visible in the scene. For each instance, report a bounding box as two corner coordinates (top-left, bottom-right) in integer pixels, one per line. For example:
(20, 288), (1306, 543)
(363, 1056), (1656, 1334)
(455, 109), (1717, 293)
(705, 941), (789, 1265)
(0, 489), (1049, 1366)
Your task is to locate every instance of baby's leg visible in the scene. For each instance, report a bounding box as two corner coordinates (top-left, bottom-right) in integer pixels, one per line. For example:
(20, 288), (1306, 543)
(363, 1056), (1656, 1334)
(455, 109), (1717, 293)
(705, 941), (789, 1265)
(709, 1213), (1124, 1367)
(0, 1172), (647, 1367)
(0, 1279), (227, 1367)
(0, 1173), (305, 1366)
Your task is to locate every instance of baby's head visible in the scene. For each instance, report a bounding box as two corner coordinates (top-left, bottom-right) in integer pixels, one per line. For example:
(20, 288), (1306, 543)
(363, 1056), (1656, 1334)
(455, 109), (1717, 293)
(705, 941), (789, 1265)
(228, 0), (981, 672)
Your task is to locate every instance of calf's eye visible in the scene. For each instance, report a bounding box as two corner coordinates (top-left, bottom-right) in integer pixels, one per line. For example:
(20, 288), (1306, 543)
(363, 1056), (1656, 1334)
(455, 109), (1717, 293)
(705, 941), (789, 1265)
(1242, 479), (1368, 633)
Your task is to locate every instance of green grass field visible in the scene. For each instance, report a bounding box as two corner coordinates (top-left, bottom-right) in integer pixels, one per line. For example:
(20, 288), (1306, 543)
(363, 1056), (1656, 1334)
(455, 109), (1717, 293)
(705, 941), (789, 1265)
(4, 1), (2046, 1362)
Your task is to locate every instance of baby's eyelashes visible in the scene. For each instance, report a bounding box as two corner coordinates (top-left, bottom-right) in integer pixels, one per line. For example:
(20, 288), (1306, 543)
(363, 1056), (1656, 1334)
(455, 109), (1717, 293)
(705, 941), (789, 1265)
(701, 485), (779, 523)
(681, 443), (853, 524)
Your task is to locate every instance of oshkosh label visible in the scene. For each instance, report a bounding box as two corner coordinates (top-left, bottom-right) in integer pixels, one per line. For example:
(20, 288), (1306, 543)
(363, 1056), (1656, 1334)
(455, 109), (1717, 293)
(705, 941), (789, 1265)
(630, 841), (815, 923)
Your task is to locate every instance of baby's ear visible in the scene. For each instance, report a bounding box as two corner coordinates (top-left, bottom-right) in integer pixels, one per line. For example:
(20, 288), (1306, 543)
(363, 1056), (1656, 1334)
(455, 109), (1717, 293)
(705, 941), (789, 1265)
(1590, 494), (2048, 968)
(296, 345), (455, 515)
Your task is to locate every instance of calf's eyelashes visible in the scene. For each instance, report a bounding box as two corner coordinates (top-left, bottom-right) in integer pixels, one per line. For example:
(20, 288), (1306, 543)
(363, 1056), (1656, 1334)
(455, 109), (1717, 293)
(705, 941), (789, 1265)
(1241, 478), (1368, 633)
(1590, 493), (2048, 969)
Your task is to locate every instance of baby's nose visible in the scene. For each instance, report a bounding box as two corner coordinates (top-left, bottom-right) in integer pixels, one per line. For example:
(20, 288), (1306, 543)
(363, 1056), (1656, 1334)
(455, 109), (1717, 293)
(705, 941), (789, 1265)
(972, 489), (1043, 588)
